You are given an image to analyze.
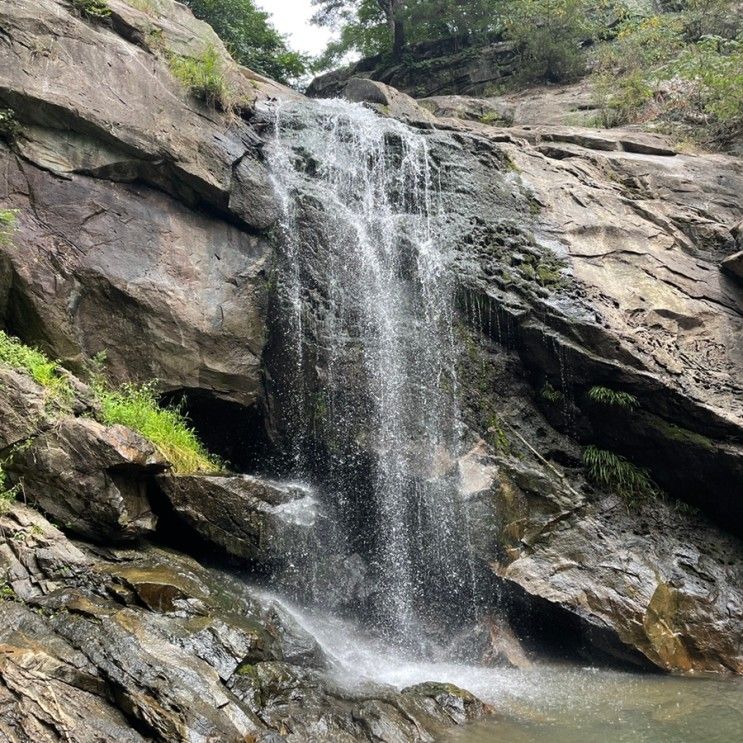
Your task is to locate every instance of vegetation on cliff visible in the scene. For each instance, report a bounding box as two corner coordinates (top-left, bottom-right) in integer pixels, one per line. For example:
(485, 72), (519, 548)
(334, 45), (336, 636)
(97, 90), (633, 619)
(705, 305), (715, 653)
(0, 331), (219, 474)
(182, 0), (306, 83)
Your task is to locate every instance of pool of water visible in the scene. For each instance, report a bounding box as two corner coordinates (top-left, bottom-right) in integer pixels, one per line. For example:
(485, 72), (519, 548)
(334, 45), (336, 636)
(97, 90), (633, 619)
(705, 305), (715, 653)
(258, 593), (742, 743)
(439, 665), (743, 743)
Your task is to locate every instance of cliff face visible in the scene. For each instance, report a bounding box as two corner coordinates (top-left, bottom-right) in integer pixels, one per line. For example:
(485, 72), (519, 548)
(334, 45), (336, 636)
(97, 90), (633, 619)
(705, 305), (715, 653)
(0, 1), (742, 739)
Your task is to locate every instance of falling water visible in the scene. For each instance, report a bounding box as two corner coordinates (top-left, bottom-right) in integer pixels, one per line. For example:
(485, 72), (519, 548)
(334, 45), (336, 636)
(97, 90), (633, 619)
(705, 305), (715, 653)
(266, 99), (478, 649)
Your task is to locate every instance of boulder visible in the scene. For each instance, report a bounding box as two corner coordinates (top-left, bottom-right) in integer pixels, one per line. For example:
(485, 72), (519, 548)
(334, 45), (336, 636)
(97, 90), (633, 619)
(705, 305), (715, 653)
(156, 474), (320, 563)
(340, 78), (437, 127)
(418, 95), (515, 125)
(0, 367), (49, 450)
(7, 417), (167, 542)
(0, 0), (278, 408)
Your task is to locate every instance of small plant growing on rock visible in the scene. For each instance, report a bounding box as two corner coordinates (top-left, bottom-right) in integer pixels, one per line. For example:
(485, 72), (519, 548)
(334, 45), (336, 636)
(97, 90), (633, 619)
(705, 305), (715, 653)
(71, 0), (112, 21)
(540, 382), (564, 404)
(588, 386), (639, 409)
(0, 109), (21, 142)
(0, 209), (18, 246)
(168, 45), (233, 110)
(0, 330), (71, 396)
(583, 445), (660, 506)
(93, 376), (221, 474)
(0, 465), (18, 513)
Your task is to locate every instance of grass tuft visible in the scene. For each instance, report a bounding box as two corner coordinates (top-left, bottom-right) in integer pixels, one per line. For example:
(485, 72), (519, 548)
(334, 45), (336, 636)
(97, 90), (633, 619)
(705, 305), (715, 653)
(588, 386), (639, 409)
(168, 45), (232, 110)
(0, 464), (18, 514)
(94, 380), (222, 474)
(0, 330), (70, 396)
(583, 445), (659, 506)
(0, 209), (18, 246)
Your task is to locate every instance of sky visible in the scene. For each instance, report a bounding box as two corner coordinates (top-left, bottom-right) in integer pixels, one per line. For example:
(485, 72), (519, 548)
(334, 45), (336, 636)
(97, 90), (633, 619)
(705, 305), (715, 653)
(257, 0), (335, 57)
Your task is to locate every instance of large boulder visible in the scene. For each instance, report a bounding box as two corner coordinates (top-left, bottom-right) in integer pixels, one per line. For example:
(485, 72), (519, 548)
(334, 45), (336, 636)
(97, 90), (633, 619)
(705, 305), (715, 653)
(0, 0), (277, 407)
(7, 417), (167, 542)
(156, 474), (320, 563)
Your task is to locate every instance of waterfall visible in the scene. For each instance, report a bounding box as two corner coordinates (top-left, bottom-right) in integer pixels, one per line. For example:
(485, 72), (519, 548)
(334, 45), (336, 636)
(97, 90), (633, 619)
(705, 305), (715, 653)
(266, 99), (478, 651)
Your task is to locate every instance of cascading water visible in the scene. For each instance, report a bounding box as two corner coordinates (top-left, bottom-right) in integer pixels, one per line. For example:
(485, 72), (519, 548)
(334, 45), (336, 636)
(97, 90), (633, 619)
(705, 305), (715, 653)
(266, 99), (479, 650)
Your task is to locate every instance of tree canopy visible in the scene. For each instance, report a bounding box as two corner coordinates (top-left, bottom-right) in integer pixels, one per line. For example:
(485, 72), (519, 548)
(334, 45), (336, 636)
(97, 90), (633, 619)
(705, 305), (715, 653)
(183, 0), (306, 84)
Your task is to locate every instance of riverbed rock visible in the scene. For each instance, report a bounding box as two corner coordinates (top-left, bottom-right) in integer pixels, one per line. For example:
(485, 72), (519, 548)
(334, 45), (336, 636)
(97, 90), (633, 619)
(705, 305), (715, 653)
(7, 417), (167, 542)
(0, 504), (491, 741)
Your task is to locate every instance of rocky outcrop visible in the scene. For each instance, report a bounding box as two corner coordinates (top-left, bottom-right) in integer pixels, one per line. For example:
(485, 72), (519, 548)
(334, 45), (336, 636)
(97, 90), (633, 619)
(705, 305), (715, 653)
(307, 36), (518, 99)
(0, 504), (489, 742)
(156, 474), (320, 563)
(7, 417), (167, 542)
(0, 0), (279, 408)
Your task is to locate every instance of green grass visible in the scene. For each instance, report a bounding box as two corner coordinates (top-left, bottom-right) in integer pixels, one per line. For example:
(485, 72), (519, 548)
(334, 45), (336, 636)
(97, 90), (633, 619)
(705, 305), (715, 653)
(540, 382), (564, 404)
(95, 380), (221, 474)
(0, 464), (18, 514)
(0, 330), (71, 396)
(72, 0), (112, 20)
(583, 445), (659, 506)
(168, 45), (232, 110)
(0, 209), (17, 246)
(588, 386), (639, 409)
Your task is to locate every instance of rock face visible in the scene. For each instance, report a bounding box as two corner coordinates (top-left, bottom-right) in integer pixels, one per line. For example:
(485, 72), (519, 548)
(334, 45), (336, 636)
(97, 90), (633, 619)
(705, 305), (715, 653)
(0, 0), (276, 408)
(0, 504), (488, 742)
(307, 36), (518, 99)
(8, 417), (167, 542)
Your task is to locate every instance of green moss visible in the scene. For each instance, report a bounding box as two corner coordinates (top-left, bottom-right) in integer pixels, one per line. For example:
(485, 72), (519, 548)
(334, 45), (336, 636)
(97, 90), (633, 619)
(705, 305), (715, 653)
(93, 378), (222, 474)
(168, 45), (232, 110)
(479, 111), (502, 125)
(651, 418), (716, 452)
(583, 445), (660, 506)
(487, 414), (510, 453)
(71, 0), (112, 20)
(588, 385), (639, 409)
(0, 583), (17, 601)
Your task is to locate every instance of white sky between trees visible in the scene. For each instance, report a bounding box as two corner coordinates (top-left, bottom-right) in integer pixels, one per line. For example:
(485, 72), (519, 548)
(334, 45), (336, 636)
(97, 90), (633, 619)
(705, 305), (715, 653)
(257, 0), (335, 56)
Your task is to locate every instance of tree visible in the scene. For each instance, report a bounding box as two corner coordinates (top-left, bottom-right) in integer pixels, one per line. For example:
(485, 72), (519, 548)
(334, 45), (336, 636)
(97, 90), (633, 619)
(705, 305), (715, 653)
(183, 0), (305, 84)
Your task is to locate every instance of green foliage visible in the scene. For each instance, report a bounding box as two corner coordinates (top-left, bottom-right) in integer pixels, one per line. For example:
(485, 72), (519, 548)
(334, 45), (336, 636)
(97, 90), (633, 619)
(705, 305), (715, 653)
(71, 0), (112, 20)
(0, 330), (71, 397)
(540, 382), (564, 404)
(0, 108), (21, 142)
(168, 45), (232, 109)
(592, 2), (742, 143)
(588, 385), (639, 409)
(583, 445), (660, 505)
(503, 0), (618, 85)
(0, 209), (18, 246)
(487, 414), (510, 453)
(183, 1), (306, 84)
(94, 379), (221, 474)
(0, 464), (18, 513)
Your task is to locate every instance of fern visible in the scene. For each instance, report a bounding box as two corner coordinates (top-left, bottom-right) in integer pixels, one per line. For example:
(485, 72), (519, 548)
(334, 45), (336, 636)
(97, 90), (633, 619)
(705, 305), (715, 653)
(583, 445), (659, 506)
(588, 386), (639, 409)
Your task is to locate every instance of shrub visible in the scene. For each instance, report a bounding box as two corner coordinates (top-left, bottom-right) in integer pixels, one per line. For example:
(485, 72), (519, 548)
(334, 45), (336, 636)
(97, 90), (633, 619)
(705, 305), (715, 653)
(95, 380), (221, 474)
(0, 464), (18, 513)
(588, 386), (639, 409)
(583, 445), (659, 505)
(71, 0), (112, 20)
(0, 330), (71, 397)
(168, 45), (233, 109)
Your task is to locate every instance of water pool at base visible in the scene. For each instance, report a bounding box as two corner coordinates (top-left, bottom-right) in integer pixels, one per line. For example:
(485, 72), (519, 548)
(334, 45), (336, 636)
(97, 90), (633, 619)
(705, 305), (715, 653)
(438, 666), (742, 743)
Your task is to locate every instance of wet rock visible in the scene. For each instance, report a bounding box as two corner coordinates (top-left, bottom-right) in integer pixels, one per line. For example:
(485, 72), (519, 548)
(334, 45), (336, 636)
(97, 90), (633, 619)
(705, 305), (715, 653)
(402, 682), (493, 724)
(8, 417), (167, 542)
(156, 474), (319, 563)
